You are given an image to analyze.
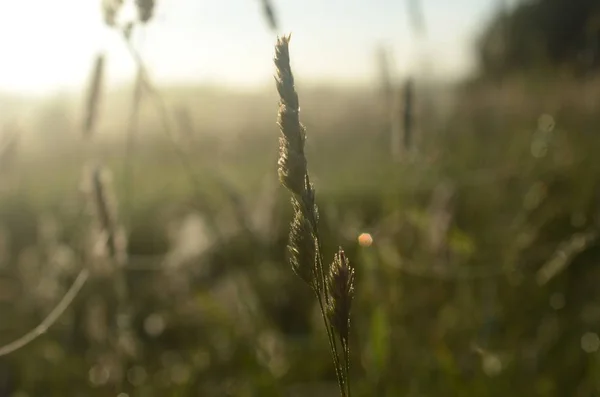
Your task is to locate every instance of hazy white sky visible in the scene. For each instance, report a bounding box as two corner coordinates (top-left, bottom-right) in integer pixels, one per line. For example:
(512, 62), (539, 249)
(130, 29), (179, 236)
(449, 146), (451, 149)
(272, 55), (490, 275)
(0, 0), (505, 95)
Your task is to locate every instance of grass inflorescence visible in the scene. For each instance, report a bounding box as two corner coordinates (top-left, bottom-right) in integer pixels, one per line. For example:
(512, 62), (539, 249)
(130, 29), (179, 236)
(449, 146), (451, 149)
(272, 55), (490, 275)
(274, 34), (356, 397)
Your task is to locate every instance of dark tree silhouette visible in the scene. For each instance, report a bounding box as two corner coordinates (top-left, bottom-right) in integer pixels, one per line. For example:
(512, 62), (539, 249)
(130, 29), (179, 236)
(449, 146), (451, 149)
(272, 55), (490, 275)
(477, 0), (600, 78)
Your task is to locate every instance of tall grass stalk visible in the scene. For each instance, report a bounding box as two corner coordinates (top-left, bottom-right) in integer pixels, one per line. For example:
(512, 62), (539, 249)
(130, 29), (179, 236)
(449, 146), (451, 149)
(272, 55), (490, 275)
(402, 77), (415, 154)
(274, 34), (355, 397)
(83, 53), (105, 140)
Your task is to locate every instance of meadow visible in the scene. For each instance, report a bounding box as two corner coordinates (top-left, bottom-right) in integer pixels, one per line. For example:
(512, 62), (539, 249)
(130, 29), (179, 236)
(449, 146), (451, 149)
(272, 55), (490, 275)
(0, 57), (599, 397)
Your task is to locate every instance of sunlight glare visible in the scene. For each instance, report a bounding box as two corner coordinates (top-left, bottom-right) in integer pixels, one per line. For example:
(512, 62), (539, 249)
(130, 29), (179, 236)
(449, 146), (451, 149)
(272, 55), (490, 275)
(0, 0), (131, 95)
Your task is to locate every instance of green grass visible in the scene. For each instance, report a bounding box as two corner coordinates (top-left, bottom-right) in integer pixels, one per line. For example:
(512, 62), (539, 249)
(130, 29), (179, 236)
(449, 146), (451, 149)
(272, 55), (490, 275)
(0, 80), (600, 396)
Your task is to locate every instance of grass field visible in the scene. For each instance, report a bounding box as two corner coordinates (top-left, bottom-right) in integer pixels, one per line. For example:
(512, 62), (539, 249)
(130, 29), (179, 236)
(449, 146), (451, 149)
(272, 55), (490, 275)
(0, 75), (600, 396)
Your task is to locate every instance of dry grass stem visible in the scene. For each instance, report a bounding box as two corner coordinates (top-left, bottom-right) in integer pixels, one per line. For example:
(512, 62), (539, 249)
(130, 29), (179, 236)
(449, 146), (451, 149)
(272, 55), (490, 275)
(83, 53), (105, 139)
(87, 166), (127, 266)
(402, 77), (415, 152)
(122, 67), (145, 225)
(260, 0), (279, 32)
(0, 268), (90, 357)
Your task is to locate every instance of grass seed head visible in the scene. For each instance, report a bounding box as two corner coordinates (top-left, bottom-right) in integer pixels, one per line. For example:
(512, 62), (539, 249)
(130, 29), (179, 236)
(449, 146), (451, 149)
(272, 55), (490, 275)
(327, 247), (355, 344)
(277, 137), (307, 196)
(274, 35), (308, 196)
(288, 198), (317, 287)
(101, 0), (124, 27)
(85, 165), (127, 266)
(136, 0), (156, 23)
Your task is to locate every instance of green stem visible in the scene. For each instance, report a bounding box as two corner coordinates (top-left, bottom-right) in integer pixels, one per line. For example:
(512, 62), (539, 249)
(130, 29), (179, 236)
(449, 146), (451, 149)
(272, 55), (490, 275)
(329, 324), (346, 396)
(300, 175), (330, 305)
(315, 236), (330, 303)
(315, 289), (346, 397)
(343, 338), (352, 397)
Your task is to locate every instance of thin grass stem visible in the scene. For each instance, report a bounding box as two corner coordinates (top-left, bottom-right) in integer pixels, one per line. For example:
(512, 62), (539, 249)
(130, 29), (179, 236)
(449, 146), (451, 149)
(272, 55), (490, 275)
(0, 268), (90, 357)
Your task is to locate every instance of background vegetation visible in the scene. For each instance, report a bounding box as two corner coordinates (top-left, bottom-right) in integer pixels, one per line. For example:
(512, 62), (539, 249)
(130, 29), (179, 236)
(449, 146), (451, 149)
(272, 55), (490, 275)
(1, 0), (600, 396)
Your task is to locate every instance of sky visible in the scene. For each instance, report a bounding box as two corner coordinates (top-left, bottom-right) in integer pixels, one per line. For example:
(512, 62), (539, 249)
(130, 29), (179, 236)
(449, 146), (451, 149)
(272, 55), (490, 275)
(0, 0), (507, 96)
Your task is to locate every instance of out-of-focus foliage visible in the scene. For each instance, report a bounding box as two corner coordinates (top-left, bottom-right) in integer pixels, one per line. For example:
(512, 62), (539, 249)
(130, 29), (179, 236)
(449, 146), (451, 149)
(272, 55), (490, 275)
(0, 77), (600, 395)
(2, 2), (600, 395)
(476, 0), (600, 79)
